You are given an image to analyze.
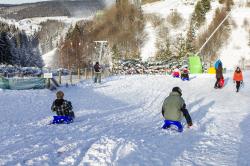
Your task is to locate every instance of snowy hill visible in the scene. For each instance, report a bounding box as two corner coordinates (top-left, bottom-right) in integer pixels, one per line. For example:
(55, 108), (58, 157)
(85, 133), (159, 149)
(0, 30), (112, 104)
(0, 72), (250, 165)
(220, 7), (250, 70)
(141, 0), (250, 69)
(0, 0), (108, 20)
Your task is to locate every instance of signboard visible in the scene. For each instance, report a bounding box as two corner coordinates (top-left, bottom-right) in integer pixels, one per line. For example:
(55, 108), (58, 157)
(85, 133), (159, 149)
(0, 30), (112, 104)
(43, 73), (53, 78)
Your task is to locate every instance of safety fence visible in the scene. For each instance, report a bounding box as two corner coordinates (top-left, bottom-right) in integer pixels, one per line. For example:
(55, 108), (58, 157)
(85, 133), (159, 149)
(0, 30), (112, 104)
(0, 68), (112, 90)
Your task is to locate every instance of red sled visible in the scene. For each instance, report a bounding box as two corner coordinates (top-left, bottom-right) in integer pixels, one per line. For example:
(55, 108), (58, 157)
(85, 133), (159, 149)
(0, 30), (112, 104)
(218, 79), (224, 88)
(172, 72), (180, 78)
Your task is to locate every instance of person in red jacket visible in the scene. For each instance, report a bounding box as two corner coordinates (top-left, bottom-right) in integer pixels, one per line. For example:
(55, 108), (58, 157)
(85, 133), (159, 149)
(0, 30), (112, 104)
(233, 67), (243, 92)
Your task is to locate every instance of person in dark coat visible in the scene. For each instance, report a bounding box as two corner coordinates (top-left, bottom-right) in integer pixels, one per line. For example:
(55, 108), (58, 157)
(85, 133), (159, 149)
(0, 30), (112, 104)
(214, 62), (224, 88)
(181, 67), (189, 80)
(94, 62), (102, 83)
(51, 91), (74, 118)
(162, 87), (193, 127)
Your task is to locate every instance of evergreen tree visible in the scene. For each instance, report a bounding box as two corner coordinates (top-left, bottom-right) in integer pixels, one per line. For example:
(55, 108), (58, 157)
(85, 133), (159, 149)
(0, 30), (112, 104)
(111, 44), (120, 59)
(176, 35), (186, 57)
(194, 1), (206, 27)
(201, 0), (211, 13)
(186, 23), (196, 54)
(157, 37), (172, 61)
(0, 32), (13, 65)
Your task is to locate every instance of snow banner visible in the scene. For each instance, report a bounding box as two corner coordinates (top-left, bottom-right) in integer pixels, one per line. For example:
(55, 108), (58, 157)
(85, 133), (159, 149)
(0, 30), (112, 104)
(0, 77), (46, 90)
(188, 56), (202, 74)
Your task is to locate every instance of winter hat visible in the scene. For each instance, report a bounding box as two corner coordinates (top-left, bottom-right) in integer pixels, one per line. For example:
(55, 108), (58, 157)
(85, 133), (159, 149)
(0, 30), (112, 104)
(172, 87), (182, 96)
(56, 91), (64, 99)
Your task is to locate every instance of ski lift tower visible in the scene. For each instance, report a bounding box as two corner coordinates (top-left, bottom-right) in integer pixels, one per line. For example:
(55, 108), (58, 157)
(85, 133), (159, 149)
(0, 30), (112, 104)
(94, 40), (108, 64)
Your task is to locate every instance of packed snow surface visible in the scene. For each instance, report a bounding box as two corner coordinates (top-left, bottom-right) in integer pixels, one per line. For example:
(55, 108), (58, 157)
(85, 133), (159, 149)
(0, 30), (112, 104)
(0, 71), (250, 165)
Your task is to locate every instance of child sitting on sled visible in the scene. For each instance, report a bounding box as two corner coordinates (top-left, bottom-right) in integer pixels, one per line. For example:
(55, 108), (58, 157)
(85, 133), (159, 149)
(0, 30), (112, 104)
(51, 91), (75, 118)
(181, 67), (189, 80)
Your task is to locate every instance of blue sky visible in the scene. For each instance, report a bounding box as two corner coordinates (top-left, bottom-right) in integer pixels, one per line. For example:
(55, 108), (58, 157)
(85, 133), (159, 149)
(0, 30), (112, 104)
(0, 0), (51, 4)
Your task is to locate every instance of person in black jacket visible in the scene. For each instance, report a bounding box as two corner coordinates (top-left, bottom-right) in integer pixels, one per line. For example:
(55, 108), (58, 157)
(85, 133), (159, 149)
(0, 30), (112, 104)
(51, 91), (74, 118)
(214, 62), (224, 88)
(94, 62), (102, 83)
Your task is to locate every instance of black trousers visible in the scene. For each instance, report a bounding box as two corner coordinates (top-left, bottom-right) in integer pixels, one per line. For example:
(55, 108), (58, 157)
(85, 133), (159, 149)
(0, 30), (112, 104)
(236, 81), (241, 92)
(214, 78), (220, 88)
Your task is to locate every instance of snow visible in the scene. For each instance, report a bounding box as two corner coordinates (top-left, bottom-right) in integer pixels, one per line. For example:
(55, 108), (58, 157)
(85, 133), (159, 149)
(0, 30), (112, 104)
(42, 48), (57, 67)
(141, 0), (196, 61)
(140, 22), (157, 62)
(220, 8), (250, 70)
(0, 71), (250, 165)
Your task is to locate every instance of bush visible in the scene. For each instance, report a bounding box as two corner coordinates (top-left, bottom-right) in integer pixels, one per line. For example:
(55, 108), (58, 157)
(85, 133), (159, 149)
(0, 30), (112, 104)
(166, 9), (183, 28)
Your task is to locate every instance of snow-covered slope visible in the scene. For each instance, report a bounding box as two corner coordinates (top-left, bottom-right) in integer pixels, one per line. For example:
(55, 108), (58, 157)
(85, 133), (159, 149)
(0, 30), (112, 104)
(0, 72), (250, 165)
(141, 0), (195, 61)
(220, 8), (250, 70)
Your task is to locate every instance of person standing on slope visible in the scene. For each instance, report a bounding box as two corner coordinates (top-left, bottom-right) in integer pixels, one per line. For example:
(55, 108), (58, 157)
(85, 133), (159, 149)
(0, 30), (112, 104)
(94, 62), (102, 83)
(214, 61), (224, 88)
(233, 67), (243, 92)
(162, 87), (193, 129)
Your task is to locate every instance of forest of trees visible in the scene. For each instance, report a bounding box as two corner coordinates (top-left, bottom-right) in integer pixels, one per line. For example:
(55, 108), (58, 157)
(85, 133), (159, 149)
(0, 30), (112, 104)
(0, 21), (44, 67)
(58, 0), (145, 69)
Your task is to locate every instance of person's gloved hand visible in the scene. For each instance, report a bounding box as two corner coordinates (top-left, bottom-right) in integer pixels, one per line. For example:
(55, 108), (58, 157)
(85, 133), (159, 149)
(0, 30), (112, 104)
(233, 80), (235, 83)
(241, 81), (243, 84)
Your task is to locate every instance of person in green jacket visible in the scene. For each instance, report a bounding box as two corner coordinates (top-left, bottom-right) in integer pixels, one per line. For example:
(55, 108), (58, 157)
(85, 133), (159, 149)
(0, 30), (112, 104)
(162, 87), (192, 128)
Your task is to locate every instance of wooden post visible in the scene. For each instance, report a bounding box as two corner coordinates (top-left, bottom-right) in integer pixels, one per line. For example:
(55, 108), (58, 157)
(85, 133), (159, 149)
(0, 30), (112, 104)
(59, 71), (62, 84)
(47, 78), (50, 88)
(85, 68), (87, 79)
(91, 68), (93, 79)
(70, 71), (73, 85)
(78, 68), (81, 80)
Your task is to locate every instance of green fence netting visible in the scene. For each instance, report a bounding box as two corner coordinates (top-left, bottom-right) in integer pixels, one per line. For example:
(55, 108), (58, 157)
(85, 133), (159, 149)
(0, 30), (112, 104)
(0, 77), (9, 89)
(0, 77), (46, 90)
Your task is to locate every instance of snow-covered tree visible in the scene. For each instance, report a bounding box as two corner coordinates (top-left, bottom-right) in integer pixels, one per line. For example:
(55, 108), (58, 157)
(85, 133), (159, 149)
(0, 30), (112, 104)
(201, 0), (211, 13)
(157, 37), (172, 61)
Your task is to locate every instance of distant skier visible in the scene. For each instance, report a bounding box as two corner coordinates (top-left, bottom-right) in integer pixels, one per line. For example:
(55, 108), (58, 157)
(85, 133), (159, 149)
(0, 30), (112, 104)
(233, 67), (243, 92)
(214, 60), (224, 88)
(51, 91), (75, 118)
(94, 62), (102, 83)
(181, 67), (189, 80)
(162, 87), (193, 128)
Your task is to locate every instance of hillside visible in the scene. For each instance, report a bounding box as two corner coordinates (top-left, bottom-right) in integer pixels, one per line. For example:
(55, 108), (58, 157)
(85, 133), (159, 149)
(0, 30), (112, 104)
(0, 0), (106, 20)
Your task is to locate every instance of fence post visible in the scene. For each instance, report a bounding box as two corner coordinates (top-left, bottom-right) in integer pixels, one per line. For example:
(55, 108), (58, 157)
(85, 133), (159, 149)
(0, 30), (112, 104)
(47, 78), (50, 88)
(59, 71), (62, 84)
(70, 71), (73, 85)
(91, 68), (93, 79)
(85, 68), (87, 79)
(78, 68), (81, 80)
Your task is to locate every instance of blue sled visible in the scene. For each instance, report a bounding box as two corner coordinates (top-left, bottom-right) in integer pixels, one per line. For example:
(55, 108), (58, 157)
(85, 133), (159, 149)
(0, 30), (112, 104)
(181, 77), (189, 81)
(162, 120), (183, 132)
(52, 116), (73, 124)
